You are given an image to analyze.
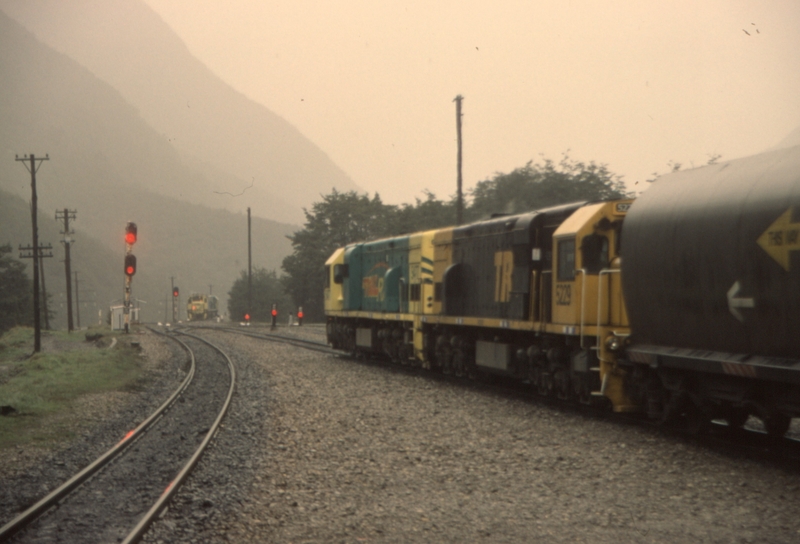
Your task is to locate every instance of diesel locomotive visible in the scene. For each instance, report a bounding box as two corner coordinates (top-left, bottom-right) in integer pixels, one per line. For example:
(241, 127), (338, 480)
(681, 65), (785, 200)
(325, 145), (800, 436)
(186, 293), (219, 321)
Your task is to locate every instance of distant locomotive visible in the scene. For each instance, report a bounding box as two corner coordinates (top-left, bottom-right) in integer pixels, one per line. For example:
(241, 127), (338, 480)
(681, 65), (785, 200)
(325, 145), (800, 437)
(186, 293), (219, 321)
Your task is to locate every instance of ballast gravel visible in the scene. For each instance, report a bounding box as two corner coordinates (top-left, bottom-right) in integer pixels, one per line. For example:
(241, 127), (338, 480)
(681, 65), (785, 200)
(4, 325), (800, 543)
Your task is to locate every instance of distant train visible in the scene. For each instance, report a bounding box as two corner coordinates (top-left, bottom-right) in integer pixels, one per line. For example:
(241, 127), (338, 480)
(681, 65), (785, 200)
(325, 145), (800, 436)
(186, 293), (218, 321)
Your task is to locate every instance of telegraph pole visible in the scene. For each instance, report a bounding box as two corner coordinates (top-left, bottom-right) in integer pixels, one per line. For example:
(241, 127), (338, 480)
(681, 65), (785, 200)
(454, 95), (464, 226)
(38, 250), (50, 330)
(56, 209), (77, 331)
(247, 207), (252, 320)
(16, 153), (49, 352)
(74, 271), (81, 329)
(19, 243), (53, 334)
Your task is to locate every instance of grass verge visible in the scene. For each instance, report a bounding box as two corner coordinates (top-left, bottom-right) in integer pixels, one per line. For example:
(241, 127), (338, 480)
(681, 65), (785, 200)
(0, 326), (146, 451)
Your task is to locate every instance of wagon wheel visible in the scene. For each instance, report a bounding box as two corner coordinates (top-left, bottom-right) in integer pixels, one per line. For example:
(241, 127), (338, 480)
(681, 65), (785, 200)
(764, 413), (791, 438)
(723, 408), (749, 429)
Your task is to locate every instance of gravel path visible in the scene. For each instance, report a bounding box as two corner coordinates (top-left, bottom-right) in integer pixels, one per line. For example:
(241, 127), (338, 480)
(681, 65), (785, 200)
(5, 325), (800, 543)
(148, 326), (800, 543)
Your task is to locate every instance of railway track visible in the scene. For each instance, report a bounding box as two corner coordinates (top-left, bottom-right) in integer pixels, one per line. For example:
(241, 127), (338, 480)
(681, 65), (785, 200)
(181, 323), (336, 356)
(0, 329), (236, 544)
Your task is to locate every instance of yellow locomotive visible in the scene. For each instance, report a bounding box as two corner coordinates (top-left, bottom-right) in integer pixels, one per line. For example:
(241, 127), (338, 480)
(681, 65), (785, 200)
(186, 293), (219, 322)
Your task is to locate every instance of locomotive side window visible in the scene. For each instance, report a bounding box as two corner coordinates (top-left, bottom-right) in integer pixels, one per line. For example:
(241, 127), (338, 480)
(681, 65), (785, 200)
(557, 239), (576, 281)
(333, 263), (348, 284)
(581, 234), (609, 274)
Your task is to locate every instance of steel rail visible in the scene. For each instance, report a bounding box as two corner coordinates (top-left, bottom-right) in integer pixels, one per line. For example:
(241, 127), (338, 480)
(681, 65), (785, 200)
(186, 324), (339, 355)
(121, 330), (237, 544)
(0, 328), (196, 541)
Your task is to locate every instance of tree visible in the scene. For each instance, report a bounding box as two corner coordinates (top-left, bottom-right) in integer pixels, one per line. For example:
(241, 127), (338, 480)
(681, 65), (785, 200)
(467, 153), (630, 220)
(227, 267), (293, 322)
(391, 190), (457, 234)
(0, 244), (33, 333)
(281, 190), (397, 321)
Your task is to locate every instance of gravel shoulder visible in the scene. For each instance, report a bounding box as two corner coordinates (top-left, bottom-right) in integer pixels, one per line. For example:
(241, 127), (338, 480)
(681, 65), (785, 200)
(150, 325), (800, 543)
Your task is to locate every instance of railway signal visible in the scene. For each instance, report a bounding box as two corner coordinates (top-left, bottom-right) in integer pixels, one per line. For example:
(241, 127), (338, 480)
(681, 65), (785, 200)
(122, 221), (138, 333)
(125, 222), (137, 246)
(124, 254), (137, 276)
(173, 287), (179, 298)
(271, 304), (277, 330)
(297, 307), (304, 326)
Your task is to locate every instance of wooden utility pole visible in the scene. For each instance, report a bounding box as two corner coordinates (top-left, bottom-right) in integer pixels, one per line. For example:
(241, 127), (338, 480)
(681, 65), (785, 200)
(247, 207), (252, 320)
(19, 243), (53, 333)
(454, 95), (464, 225)
(38, 252), (50, 330)
(56, 209), (77, 331)
(16, 153), (49, 352)
(74, 271), (81, 329)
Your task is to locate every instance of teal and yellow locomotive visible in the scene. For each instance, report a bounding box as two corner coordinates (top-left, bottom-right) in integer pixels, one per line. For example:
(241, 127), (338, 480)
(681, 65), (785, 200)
(326, 199), (635, 411)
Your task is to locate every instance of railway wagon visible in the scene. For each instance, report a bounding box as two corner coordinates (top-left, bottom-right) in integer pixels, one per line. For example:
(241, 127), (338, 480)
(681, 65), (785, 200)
(186, 293), (219, 321)
(619, 144), (800, 435)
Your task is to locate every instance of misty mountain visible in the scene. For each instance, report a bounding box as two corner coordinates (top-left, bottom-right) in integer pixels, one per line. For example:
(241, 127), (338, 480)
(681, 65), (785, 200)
(0, 0), (360, 225)
(0, 12), (297, 325)
(772, 125), (800, 151)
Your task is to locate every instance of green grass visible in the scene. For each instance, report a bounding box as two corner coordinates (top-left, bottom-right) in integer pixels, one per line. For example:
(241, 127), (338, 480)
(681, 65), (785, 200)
(0, 326), (147, 451)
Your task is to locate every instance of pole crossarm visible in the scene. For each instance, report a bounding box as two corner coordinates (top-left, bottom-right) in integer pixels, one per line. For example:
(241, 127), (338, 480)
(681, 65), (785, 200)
(18, 244), (53, 259)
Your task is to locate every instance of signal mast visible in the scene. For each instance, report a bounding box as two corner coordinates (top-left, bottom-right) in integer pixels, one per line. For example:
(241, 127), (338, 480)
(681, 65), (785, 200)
(124, 222), (137, 333)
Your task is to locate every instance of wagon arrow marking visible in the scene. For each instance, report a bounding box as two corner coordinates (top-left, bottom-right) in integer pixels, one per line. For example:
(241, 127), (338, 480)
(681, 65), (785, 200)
(727, 281), (754, 323)
(757, 207), (800, 271)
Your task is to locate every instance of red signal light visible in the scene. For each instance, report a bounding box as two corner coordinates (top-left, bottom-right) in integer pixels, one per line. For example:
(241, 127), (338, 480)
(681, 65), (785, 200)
(124, 254), (137, 277)
(125, 222), (138, 245)
(244, 313), (250, 321)
(271, 309), (277, 317)
(173, 287), (179, 298)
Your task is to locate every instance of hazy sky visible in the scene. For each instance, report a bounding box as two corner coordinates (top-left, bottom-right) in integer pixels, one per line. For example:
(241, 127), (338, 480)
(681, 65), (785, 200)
(142, 0), (800, 205)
